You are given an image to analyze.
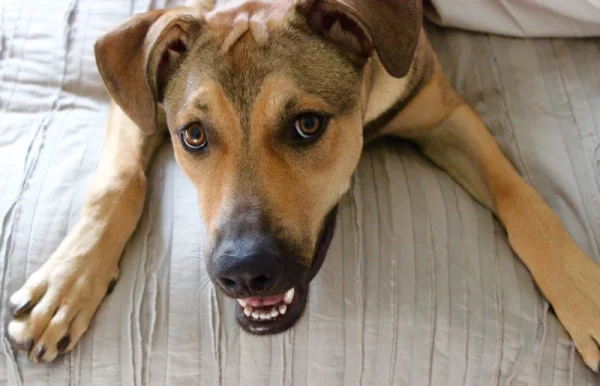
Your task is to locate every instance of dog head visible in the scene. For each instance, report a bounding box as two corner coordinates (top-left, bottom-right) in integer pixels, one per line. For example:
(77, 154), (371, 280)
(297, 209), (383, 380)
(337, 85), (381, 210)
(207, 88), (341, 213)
(95, 0), (421, 334)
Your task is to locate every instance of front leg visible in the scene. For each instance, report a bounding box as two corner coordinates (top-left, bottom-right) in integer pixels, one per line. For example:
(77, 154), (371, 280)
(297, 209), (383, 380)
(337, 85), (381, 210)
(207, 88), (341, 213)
(377, 58), (600, 371)
(7, 102), (165, 363)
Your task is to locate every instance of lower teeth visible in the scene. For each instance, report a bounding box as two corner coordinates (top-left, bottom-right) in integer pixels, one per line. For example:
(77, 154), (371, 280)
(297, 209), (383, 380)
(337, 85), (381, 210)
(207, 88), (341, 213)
(239, 288), (294, 321)
(242, 303), (289, 321)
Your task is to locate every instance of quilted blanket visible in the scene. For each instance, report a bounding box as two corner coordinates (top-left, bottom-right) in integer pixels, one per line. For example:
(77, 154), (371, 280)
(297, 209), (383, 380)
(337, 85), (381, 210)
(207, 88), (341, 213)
(1, 0), (599, 384)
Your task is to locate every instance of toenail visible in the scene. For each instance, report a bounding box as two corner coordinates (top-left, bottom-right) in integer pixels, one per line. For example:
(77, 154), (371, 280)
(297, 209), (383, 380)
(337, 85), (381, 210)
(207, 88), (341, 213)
(25, 338), (34, 354)
(107, 278), (117, 295)
(11, 300), (31, 317)
(57, 335), (71, 352)
(35, 345), (46, 361)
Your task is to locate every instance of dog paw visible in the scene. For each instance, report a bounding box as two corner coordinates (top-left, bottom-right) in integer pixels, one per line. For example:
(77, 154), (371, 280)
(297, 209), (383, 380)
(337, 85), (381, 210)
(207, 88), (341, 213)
(549, 257), (600, 373)
(570, 332), (600, 373)
(559, 310), (600, 373)
(8, 247), (119, 363)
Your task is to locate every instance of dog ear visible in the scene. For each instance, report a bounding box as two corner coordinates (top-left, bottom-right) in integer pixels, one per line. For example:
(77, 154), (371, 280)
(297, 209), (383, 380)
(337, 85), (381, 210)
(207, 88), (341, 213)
(94, 9), (201, 134)
(298, 0), (422, 78)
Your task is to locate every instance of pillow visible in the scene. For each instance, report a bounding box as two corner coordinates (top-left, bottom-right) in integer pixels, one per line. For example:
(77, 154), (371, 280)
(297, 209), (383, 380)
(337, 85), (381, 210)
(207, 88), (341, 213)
(425, 0), (600, 37)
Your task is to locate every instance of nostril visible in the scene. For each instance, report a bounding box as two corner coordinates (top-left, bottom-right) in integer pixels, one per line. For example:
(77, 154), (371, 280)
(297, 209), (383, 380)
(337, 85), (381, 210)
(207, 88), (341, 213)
(219, 278), (237, 291)
(250, 274), (274, 292)
(255, 275), (271, 286)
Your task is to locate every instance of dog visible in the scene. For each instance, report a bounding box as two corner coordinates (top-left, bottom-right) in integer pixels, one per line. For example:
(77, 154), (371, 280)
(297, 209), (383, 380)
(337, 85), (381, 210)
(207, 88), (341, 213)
(6, 0), (600, 371)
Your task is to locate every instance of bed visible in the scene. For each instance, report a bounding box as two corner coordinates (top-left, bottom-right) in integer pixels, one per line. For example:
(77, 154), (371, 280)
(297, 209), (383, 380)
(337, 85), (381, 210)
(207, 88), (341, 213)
(1, 0), (599, 384)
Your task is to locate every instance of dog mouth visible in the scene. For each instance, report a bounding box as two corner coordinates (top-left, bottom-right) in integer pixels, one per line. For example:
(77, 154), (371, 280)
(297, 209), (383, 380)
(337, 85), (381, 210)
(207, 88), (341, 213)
(234, 287), (304, 334)
(234, 205), (338, 334)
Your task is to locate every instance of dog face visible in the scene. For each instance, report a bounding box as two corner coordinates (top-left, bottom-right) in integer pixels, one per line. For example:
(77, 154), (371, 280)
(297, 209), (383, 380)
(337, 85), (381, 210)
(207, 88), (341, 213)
(166, 31), (362, 332)
(95, 0), (421, 334)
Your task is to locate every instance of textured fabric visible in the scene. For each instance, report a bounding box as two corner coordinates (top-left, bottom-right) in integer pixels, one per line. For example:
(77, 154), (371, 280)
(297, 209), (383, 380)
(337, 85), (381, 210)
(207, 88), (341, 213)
(425, 0), (600, 37)
(1, 0), (600, 385)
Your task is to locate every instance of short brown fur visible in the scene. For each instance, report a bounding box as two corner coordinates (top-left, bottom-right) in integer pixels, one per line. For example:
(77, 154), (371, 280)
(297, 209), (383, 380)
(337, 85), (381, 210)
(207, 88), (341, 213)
(8, 0), (600, 372)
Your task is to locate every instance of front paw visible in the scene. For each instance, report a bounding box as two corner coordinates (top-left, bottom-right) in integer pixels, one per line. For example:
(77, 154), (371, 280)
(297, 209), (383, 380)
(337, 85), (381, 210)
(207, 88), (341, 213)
(550, 257), (600, 372)
(7, 247), (119, 363)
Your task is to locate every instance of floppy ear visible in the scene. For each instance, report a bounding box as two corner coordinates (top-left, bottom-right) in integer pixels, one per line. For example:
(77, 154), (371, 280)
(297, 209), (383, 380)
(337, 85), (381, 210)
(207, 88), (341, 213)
(298, 0), (422, 78)
(94, 8), (201, 133)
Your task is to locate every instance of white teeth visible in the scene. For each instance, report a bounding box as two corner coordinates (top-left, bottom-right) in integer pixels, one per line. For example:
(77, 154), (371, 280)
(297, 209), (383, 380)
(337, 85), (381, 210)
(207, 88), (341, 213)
(278, 304), (287, 315)
(245, 293), (293, 321)
(283, 288), (295, 304)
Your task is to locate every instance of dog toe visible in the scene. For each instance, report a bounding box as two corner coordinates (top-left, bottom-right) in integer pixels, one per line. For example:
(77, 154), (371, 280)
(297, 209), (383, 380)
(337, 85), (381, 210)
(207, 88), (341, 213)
(572, 333), (600, 372)
(10, 299), (32, 317)
(8, 294), (58, 355)
(30, 306), (78, 363)
(9, 273), (47, 317)
(62, 309), (94, 353)
(7, 320), (30, 351)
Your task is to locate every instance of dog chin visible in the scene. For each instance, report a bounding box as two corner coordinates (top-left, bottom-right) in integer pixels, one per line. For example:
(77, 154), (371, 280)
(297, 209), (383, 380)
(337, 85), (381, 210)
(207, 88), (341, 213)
(233, 205), (339, 335)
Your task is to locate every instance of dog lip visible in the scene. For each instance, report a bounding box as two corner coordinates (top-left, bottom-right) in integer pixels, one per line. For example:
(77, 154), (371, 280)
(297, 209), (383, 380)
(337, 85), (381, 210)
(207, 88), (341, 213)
(306, 204), (339, 282)
(235, 205), (339, 335)
(238, 290), (289, 307)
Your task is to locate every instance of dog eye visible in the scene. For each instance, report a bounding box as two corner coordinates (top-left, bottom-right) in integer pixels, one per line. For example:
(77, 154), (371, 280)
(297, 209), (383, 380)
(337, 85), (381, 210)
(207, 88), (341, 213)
(180, 122), (207, 151)
(293, 113), (327, 141)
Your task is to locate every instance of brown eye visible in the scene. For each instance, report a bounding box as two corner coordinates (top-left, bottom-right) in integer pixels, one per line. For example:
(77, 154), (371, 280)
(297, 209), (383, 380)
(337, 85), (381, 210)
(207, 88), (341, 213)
(293, 113), (325, 139)
(181, 122), (207, 151)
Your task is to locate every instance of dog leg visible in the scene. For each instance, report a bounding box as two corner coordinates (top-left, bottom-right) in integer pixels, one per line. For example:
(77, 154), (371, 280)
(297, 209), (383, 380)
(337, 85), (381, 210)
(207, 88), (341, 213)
(7, 102), (165, 363)
(381, 64), (600, 372)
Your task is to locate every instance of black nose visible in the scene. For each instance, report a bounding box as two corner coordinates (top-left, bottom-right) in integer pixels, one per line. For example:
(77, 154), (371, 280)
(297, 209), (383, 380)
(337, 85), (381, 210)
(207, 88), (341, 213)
(212, 234), (282, 295)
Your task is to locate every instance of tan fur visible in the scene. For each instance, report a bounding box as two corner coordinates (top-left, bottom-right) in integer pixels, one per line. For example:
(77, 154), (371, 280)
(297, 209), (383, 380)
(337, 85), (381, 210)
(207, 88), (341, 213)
(9, 0), (600, 371)
(371, 46), (600, 371)
(170, 81), (238, 232)
(8, 104), (164, 362)
(251, 76), (363, 259)
(171, 73), (362, 262)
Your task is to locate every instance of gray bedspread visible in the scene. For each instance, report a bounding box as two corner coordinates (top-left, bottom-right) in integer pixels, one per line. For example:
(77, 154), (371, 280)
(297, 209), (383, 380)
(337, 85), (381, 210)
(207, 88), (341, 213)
(1, 0), (599, 384)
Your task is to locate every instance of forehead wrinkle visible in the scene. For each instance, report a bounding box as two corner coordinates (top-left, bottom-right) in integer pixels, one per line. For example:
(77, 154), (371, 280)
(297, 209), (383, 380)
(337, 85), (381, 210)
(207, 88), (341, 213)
(187, 93), (209, 113)
(215, 47), (271, 141)
(205, 0), (292, 52)
(182, 83), (218, 118)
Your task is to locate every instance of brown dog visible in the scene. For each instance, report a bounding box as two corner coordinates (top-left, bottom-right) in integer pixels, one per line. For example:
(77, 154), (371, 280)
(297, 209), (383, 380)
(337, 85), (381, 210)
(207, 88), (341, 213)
(7, 0), (600, 371)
